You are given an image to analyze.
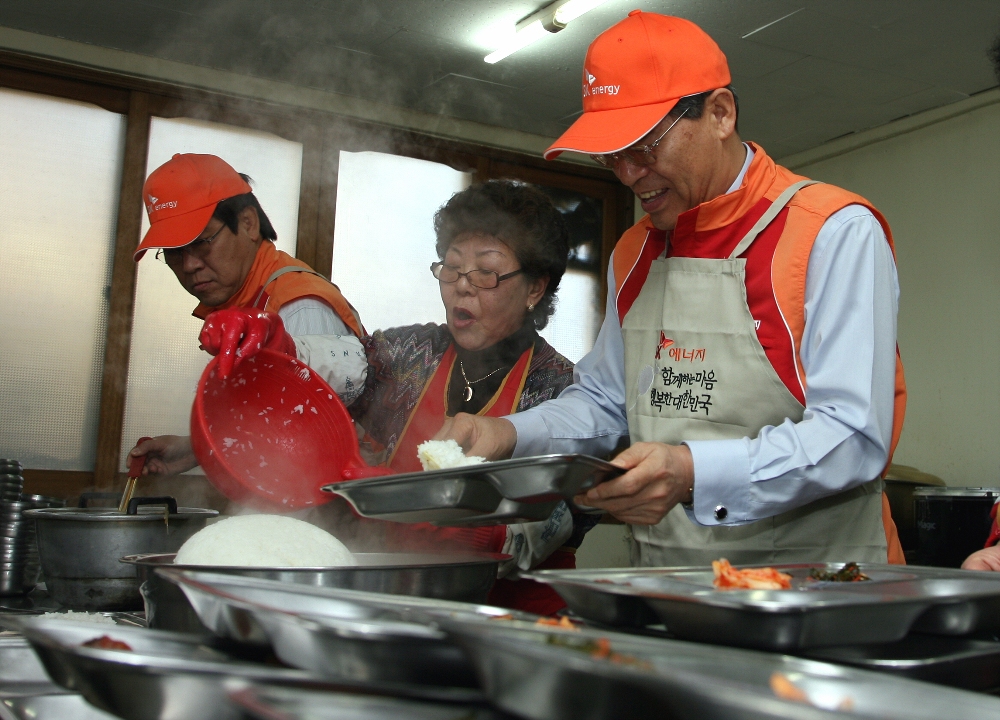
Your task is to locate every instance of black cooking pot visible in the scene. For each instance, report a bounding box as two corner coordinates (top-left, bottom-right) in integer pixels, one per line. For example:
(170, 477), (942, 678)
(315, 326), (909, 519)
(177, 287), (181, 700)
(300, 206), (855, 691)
(914, 487), (1000, 568)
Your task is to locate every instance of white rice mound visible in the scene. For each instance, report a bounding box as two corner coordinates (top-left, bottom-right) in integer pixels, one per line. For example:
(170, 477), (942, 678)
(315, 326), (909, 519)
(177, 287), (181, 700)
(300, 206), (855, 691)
(417, 439), (486, 471)
(174, 514), (355, 567)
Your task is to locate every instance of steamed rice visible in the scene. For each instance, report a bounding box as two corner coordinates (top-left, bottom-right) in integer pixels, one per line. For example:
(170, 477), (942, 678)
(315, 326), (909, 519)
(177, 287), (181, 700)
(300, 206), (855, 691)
(174, 514), (355, 567)
(40, 611), (116, 625)
(417, 439), (485, 471)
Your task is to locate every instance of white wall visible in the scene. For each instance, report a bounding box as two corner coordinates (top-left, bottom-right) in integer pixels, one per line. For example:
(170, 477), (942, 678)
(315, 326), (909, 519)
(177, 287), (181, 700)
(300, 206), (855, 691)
(785, 94), (1000, 487)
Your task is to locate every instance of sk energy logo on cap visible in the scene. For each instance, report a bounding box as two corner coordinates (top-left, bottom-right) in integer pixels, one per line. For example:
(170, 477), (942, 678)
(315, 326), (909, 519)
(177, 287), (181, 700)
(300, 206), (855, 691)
(146, 194), (178, 215)
(582, 68), (619, 98)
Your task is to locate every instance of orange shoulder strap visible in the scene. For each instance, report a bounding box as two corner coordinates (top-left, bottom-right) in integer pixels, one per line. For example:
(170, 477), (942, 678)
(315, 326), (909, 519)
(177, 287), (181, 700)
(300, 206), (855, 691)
(770, 180), (907, 565)
(613, 217), (667, 323)
(771, 181), (906, 463)
(263, 267), (364, 337)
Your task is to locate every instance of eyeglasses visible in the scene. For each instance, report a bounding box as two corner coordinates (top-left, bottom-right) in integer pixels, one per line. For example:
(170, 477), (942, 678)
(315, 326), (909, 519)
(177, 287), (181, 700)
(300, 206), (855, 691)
(155, 223), (227, 266)
(430, 262), (523, 289)
(590, 107), (690, 168)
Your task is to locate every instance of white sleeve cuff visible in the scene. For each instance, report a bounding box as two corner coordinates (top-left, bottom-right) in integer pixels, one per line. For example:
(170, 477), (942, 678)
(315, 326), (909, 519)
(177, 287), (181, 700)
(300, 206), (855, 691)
(686, 438), (752, 525)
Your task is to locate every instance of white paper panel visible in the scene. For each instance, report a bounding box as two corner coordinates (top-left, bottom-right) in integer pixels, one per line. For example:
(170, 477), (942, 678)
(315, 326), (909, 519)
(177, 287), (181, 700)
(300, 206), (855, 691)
(539, 269), (601, 364)
(332, 151), (471, 331)
(120, 117), (303, 467)
(0, 88), (125, 470)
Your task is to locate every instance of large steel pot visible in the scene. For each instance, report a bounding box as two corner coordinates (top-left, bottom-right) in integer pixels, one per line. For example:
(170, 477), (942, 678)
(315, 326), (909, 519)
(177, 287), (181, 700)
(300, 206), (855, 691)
(122, 551), (508, 633)
(25, 498), (217, 611)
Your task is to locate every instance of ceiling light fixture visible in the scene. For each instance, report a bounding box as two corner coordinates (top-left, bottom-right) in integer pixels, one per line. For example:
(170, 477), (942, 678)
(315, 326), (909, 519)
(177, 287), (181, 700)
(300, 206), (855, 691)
(484, 0), (609, 64)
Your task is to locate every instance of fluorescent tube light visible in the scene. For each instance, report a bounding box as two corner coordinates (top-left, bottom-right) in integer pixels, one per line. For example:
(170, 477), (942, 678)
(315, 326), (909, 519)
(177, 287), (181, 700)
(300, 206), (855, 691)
(484, 0), (609, 64)
(553, 0), (608, 25)
(485, 19), (549, 64)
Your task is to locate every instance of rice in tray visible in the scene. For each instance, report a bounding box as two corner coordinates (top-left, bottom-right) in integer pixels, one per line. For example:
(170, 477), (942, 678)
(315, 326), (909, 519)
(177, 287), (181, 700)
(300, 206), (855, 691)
(417, 439), (486, 471)
(174, 514), (355, 567)
(40, 611), (116, 625)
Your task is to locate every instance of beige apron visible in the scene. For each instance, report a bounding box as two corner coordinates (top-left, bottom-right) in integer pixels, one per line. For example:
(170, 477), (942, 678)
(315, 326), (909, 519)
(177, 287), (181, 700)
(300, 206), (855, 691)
(622, 181), (887, 567)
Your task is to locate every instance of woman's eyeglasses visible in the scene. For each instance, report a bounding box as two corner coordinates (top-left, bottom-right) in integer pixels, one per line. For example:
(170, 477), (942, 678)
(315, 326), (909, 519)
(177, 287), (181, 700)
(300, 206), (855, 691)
(155, 223), (227, 266)
(590, 107), (690, 168)
(430, 262), (523, 289)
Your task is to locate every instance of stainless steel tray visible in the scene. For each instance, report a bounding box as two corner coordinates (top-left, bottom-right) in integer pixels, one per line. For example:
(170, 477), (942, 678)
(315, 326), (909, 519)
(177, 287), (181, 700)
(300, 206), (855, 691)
(803, 635), (1000, 691)
(229, 682), (513, 720)
(158, 567), (538, 687)
(441, 615), (1000, 720)
(125, 551), (508, 634)
(17, 618), (483, 720)
(323, 454), (621, 525)
(0, 693), (120, 720)
(0, 633), (67, 699)
(527, 563), (1000, 650)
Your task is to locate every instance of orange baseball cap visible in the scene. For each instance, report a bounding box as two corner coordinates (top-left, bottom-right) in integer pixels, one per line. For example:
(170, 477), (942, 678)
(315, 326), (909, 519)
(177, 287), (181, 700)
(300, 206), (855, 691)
(134, 153), (252, 261)
(544, 11), (730, 160)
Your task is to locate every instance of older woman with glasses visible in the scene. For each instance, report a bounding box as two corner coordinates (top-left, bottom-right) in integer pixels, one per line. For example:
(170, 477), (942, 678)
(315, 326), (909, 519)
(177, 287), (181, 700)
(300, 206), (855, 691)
(347, 179), (596, 615)
(127, 153), (368, 476)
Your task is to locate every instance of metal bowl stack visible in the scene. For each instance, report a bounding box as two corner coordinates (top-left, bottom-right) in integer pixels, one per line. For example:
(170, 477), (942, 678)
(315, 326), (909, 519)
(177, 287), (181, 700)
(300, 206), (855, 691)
(17, 494), (66, 590)
(0, 460), (24, 504)
(0, 459), (65, 596)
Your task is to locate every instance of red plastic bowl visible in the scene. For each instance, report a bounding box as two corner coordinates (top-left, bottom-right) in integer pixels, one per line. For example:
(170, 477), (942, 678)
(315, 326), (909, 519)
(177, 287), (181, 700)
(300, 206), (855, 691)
(190, 349), (389, 510)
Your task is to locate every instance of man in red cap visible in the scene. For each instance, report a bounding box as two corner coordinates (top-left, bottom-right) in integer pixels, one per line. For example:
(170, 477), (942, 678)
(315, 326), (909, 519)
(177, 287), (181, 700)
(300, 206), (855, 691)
(440, 11), (908, 566)
(129, 153), (367, 476)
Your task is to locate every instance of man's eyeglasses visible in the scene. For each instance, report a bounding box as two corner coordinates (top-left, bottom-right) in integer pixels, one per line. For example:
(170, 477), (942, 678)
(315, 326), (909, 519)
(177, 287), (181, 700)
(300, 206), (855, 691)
(155, 223), (227, 266)
(430, 262), (523, 289)
(590, 107), (690, 168)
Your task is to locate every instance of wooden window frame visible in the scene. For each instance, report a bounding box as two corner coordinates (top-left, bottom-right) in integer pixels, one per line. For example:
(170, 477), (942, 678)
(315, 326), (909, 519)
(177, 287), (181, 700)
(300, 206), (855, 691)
(0, 49), (633, 499)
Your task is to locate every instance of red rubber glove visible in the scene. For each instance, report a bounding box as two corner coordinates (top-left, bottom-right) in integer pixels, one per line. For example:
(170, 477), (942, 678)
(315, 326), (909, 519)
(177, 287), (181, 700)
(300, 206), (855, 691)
(199, 308), (297, 379)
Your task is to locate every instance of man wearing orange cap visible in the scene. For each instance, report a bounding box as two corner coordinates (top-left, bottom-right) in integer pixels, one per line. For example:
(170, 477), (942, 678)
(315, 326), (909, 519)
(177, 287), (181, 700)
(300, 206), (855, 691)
(129, 153), (367, 475)
(440, 11), (907, 566)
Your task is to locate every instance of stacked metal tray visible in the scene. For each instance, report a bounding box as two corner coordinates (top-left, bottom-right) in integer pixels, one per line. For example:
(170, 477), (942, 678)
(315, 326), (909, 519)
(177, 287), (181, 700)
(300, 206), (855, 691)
(228, 683), (514, 720)
(439, 615), (1000, 720)
(803, 635), (1000, 691)
(322, 454), (621, 525)
(157, 567), (538, 689)
(16, 618), (482, 720)
(0, 694), (120, 720)
(125, 550), (510, 634)
(525, 563), (1000, 650)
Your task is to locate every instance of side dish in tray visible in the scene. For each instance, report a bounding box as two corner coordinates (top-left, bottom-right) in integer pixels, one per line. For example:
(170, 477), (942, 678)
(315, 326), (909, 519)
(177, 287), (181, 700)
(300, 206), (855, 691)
(712, 559), (792, 590)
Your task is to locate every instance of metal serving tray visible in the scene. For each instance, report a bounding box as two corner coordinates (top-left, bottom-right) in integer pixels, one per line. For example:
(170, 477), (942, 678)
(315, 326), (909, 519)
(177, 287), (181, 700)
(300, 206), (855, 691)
(803, 635), (1000, 691)
(158, 567), (537, 687)
(527, 563), (1000, 650)
(17, 618), (482, 720)
(0, 693), (120, 720)
(323, 454), (621, 525)
(229, 682), (514, 720)
(441, 615), (1000, 720)
(0, 635), (52, 686)
(125, 551), (508, 634)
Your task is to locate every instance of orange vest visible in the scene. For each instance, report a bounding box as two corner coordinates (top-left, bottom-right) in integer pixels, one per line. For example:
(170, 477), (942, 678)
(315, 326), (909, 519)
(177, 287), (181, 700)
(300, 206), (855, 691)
(193, 241), (364, 337)
(614, 143), (907, 563)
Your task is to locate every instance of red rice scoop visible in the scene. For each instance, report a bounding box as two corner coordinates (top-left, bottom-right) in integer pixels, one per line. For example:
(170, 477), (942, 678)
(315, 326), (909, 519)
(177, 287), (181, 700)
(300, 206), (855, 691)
(191, 349), (391, 510)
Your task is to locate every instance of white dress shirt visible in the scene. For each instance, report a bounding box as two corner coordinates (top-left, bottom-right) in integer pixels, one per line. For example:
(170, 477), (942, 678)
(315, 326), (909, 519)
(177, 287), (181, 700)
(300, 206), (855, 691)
(507, 146), (900, 526)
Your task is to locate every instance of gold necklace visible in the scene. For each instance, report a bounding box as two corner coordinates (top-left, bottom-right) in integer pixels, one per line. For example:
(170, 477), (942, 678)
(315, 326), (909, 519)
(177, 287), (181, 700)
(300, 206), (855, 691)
(459, 361), (507, 402)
